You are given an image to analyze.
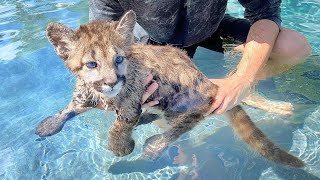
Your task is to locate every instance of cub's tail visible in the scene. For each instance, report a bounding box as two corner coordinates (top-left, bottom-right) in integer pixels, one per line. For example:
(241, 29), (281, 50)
(226, 105), (304, 168)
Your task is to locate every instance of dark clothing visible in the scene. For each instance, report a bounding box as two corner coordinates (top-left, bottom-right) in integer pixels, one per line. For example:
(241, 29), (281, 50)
(148, 14), (251, 58)
(89, 0), (281, 47)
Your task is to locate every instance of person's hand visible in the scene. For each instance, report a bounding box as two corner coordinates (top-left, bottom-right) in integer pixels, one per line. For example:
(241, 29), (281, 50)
(205, 75), (254, 115)
(142, 72), (159, 108)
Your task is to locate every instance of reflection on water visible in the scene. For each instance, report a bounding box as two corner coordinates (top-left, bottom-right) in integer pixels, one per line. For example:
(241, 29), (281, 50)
(0, 41), (23, 61)
(291, 107), (320, 177)
(0, 0), (319, 179)
(0, 0), (88, 61)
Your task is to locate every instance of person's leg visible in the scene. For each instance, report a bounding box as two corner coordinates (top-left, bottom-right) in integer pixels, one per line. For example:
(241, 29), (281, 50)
(218, 15), (311, 79)
(215, 14), (251, 45)
(147, 38), (198, 58)
(242, 27), (311, 79)
(182, 44), (198, 58)
(197, 14), (250, 53)
(196, 34), (224, 53)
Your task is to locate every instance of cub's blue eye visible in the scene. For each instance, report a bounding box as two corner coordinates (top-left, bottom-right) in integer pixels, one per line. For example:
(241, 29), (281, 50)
(115, 56), (124, 64)
(86, 62), (97, 69)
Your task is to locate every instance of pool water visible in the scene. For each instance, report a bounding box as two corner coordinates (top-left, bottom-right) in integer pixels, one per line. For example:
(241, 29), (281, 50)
(0, 0), (319, 179)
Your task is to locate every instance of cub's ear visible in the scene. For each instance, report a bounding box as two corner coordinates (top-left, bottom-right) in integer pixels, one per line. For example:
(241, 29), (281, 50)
(46, 22), (77, 61)
(116, 10), (136, 43)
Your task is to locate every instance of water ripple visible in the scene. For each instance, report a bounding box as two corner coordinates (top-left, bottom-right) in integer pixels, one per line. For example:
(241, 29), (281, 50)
(0, 41), (24, 61)
(0, 0), (88, 62)
(0, 29), (19, 41)
(290, 107), (320, 177)
(0, 0), (319, 179)
(260, 167), (282, 180)
(0, 4), (16, 20)
(0, 147), (14, 176)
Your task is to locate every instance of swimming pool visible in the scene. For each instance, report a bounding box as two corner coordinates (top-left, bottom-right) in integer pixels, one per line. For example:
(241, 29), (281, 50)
(0, 0), (319, 179)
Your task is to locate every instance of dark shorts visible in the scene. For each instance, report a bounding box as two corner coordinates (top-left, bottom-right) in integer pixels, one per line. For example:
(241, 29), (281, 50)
(148, 14), (251, 58)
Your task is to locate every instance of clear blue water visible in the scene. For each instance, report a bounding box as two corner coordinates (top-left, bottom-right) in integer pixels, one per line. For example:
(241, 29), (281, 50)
(0, 0), (319, 179)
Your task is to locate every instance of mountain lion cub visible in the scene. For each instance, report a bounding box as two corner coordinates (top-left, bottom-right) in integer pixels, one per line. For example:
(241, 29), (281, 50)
(36, 10), (303, 167)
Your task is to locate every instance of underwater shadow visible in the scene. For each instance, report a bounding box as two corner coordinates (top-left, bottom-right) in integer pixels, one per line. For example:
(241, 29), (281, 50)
(108, 115), (320, 179)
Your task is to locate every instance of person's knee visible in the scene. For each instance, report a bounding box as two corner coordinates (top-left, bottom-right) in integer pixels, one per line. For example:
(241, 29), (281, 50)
(271, 28), (311, 65)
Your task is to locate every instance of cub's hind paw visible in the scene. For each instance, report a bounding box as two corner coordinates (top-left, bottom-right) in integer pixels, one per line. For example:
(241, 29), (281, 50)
(108, 133), (135, 156)
(143, 134), (169, 161)
(35, 116), (66, 137)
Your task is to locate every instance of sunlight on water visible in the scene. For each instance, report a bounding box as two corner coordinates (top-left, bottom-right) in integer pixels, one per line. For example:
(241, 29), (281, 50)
(291, 108), (320, 177)
(260, 168), (282, 180)
(0, 41), (23, 61)
(0, 0), (319, 179)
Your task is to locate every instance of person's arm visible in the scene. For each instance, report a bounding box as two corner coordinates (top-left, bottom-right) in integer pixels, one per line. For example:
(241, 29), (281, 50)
(235, 19), (279, 82)
(207, 0), (281, 115)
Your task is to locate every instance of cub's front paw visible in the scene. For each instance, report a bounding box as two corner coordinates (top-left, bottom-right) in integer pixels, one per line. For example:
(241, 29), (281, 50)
(35, 115), (66, 137)
(143, 134), (169, 161)
(108, 132), (135, 157)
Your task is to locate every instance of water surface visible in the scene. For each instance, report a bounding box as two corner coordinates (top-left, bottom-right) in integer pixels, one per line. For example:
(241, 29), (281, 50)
(0, 0), (319, 179)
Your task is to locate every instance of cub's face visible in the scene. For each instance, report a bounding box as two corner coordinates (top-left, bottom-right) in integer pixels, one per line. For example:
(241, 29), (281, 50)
(46, 11), (136, 97)
(73, 46), (129, 97)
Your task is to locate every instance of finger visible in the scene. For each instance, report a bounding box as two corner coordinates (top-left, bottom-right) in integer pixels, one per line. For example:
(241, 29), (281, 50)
(215, 97), (233, 114)
(232, 99), (238, 107)
(214, 102), (226, 115)
(143, 72), (153, 85)
(142, 100), (159, 108)
(205, 94), (224, 116)
(142, 81), (159, 103)
(209, 78), (223, 84)
(224, 99), (237, 112)
(228, 92), (240, 109)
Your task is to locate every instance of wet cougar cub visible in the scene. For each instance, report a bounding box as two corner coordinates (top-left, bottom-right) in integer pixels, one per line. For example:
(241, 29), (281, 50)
(36, 10), (303, 167)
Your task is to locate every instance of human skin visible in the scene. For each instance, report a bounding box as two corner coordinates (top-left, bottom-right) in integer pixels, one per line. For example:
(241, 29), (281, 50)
(208, 19), (311, 115)
(209, 19), (280, 115)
